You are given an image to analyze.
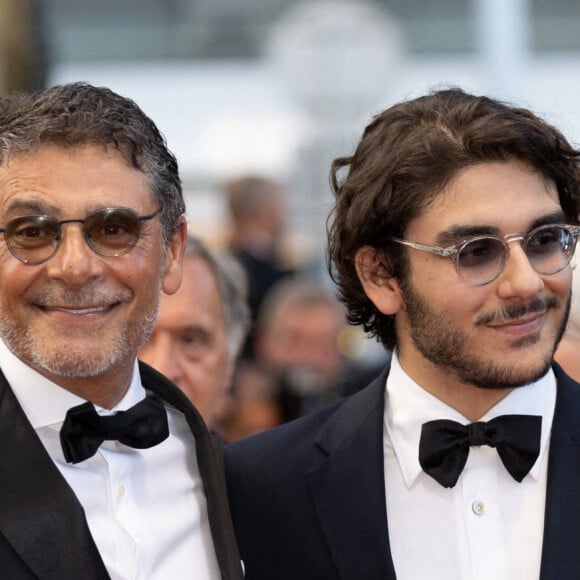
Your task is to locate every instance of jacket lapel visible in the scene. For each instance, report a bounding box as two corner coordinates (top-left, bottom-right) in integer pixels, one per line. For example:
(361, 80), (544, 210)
(139, 362), (243, 580)
(306, 370), (397, 580)
(0, 370), (109, 580)
(539, 365), (580, 579)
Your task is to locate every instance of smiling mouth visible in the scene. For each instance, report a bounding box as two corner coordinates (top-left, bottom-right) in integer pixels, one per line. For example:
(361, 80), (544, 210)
(490, 313), (544, 328)
(40, 304), (116, 315)
(488, 315), (546, 339)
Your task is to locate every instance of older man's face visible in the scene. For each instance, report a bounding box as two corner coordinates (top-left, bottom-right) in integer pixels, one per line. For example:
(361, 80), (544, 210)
(0, 143), (184, 400)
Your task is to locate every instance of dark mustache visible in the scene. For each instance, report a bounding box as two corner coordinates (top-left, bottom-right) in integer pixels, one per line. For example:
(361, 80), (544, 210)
(476, 296), (561, 326)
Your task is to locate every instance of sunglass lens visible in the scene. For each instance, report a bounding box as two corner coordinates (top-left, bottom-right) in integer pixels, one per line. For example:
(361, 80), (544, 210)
(457, 237), (504, 284)
(6, 216), (60, 263)
(527, 226), (573, 274)
(85, 208), (139, 256)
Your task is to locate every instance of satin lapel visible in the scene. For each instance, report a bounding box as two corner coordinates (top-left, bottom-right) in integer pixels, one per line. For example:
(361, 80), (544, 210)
(0, 369), (109, 580)
(306, 370), (397, 580)
(139, 362), (243, 580)
(539, 365), (580, 580)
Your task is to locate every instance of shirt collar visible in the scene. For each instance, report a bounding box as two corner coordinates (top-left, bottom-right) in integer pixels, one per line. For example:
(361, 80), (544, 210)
(385, 350), (556, 488)
(0, 338), (146, 429)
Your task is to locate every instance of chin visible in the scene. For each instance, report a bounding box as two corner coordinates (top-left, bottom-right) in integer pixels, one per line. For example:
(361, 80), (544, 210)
(469, 355), (553, 390)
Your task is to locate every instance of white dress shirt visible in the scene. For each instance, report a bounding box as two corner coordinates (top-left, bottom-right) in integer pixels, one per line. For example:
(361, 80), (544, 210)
(384, 351), (554, 580)
(0, 339), (220, 580)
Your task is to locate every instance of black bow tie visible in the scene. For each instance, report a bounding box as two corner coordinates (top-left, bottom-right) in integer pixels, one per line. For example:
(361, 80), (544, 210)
(418, 414), (542, 488)
(60, 393), (169, 464)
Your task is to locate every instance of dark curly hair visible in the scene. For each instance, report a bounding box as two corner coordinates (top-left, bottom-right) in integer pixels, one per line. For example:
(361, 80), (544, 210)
(0, 82), (185, 245)
(327, 87), (580, 350)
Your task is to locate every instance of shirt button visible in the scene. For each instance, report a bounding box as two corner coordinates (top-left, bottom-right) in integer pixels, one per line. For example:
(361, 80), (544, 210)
(118, 484), (125, 496)
(472, 500), (485, 516)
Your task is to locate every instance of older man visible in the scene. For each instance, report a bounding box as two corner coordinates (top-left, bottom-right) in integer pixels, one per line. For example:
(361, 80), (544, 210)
(0, 82), (243, 579)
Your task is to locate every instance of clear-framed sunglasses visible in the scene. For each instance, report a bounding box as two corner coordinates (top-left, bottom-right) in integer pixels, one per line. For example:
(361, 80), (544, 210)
(388, 223), (580, 286)
(0, 207), (161, 265)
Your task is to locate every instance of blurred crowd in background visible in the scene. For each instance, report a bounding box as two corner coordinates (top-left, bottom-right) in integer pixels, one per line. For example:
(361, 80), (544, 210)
(3, 0), (580, 441)
(216, 175), (390, 441)
(139, 174), (390, 442)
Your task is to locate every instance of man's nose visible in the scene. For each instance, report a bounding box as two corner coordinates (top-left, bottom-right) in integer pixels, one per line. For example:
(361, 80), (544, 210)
(44, 223), (103, 285)
(496, 242), (545, 300)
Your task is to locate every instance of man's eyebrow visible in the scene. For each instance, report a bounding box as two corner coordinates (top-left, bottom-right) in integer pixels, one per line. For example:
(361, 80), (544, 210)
(531, 211), (567, 229)
(181, 325), (210, 337)
(436, 225), (499, 245)
(2, 200), (114, 217)
(435, 211), (568, 245)
(3, 199), (59, 215)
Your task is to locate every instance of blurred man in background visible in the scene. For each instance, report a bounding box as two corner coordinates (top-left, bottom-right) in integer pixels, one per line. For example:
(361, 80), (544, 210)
(140, 235), (250, 427)
(253, 277), (387, 418)
(223, 175), (294, 358)
(216, 360), (286, 443)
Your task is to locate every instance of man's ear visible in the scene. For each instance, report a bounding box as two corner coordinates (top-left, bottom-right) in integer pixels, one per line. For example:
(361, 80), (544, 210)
(354, 245), (403, 315)
(161, 218), (187, 296)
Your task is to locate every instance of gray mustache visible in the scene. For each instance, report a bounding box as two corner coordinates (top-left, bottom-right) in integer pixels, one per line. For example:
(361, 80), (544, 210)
(30, 289), (132, 307)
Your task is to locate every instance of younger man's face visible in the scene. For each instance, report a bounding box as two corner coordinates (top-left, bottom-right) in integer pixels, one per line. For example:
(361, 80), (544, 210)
(367, 160), (572, 393)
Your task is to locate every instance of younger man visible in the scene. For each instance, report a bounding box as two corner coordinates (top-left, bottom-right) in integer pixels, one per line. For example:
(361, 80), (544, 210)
(225, 88), (580, 580)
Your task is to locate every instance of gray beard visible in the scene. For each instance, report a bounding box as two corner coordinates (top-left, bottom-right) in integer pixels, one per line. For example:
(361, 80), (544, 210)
(0, 301), (159, 380)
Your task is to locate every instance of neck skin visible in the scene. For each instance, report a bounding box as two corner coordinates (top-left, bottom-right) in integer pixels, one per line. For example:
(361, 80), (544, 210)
(397, 349), (512, 422)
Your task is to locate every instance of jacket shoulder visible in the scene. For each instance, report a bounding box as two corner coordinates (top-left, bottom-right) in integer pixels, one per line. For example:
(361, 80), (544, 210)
(224, 369), (387, 484)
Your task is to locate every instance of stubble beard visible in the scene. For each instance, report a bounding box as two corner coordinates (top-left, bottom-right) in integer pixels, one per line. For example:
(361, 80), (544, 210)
(398, 276), (570, 390)
(0, 294), (160, 380)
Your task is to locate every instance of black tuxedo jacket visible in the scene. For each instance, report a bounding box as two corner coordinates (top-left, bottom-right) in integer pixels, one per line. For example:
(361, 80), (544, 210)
(0, 361), (243, 580)
(225, 363), (580, 580)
